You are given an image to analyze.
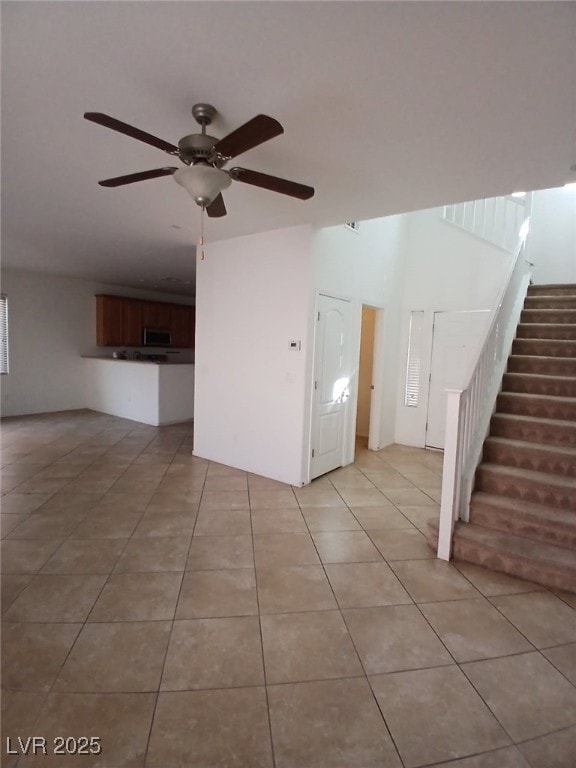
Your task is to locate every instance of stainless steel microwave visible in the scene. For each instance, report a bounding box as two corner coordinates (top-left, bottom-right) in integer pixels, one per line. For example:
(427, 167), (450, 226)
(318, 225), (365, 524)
(143, 328), (172, 347)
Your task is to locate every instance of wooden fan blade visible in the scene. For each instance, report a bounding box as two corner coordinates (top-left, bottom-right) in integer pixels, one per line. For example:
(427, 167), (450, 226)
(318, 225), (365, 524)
(84, 112), (179, 155)
(213, 115), (283, 160)
(206, 193), (227, 218)
(98, 167), (178, 187)
(230, 167), (314, 199)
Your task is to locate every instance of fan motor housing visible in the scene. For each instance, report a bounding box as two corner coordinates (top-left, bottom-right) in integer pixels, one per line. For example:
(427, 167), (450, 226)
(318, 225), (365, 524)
(177, 133), (219, 165)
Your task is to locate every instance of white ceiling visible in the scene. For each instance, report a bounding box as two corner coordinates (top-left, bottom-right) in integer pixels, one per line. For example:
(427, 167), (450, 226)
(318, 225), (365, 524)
(2, 1), (575, 296)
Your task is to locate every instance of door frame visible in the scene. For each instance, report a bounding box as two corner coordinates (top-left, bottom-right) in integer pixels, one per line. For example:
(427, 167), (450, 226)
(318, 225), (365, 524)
(306, 293), (387, 483)
(367, 307), (386, 451)
(308, 292), (357, 481)
(425, 309), (491, 449)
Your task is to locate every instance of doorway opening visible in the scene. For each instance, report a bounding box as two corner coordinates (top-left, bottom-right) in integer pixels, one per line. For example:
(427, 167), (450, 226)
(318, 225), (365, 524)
(426, 309), (491, 449)
(309, 298), (386, 482)
(356, 306), (376, 447)
(356, 304), (387, 453)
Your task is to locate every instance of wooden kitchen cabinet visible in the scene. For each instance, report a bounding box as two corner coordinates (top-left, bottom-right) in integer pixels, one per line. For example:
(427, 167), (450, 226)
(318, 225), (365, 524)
(123, 300), (143, 346)
(141, 301), (158, 328)
(155, 303), (171, 330)
(170, 304), (195, 348)
(141, 301), (174, 331)
(96, 295), (125, 346)
(95, 294), (195, 348)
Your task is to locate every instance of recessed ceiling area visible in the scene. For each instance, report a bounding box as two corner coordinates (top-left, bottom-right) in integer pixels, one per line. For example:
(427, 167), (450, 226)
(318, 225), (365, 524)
(2, 1), (575, 295)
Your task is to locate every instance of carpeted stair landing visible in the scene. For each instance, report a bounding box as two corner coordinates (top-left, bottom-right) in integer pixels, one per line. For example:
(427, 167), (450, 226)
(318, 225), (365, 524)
(431, 284), (576, 592)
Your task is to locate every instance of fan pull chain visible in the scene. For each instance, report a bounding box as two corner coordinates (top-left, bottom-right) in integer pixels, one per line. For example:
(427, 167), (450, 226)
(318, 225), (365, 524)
(199, 207), (205, 260)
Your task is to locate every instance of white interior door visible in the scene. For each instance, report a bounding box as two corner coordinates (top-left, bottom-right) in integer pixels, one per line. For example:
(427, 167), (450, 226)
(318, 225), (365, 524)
(310, 295), (353, 479)
(426, 310), (491, 449)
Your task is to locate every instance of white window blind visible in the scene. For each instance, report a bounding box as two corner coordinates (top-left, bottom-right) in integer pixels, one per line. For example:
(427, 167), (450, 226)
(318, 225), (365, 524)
(405, 310), (424, 407)
(0, 295), (8, 374)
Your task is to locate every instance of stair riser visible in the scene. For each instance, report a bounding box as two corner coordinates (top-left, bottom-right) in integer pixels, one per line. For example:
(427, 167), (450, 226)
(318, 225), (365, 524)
(502, 373), (576, 398)
(469, 503), (576, 550)
(516, 324), (576, 341)
(490, 415), (576, 448)
(507, 356), (576, 376)
(521, 310), (576, 324)
(496, 393), (576, 421)
(524, 297), (576, 309)
(451, 536), (576, 592)
(527, 286), (576, 297)
(475, 467), (576, 510)
(512, 339), (576, 358)
(482, 442), (576, 477)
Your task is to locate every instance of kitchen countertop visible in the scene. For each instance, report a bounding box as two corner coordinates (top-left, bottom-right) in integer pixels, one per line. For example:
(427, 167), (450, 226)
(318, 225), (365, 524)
(81, 356), (194, 365)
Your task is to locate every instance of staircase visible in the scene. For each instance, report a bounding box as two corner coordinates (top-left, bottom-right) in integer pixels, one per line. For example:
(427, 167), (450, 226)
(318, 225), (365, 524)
(450, 284), (576, 592)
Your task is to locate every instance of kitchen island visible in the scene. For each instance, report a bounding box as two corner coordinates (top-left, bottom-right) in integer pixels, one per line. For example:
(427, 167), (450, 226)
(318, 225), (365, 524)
(83, 357), (194, 426)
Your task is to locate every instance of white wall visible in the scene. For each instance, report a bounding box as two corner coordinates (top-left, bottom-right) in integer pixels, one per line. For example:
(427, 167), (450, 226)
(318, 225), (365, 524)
(193, 226), (313, 485)
(193, 217), (409, 486)
(0, 268), (194, 417)
(310, 216), (408, 454)
(528, 186), (576, 284)
(394, 207), (516, 447)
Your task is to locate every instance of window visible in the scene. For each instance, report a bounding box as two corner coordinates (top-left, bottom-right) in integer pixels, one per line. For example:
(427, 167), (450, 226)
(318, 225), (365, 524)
(405, 310), (424, 407)
(0, 295), (8, 374)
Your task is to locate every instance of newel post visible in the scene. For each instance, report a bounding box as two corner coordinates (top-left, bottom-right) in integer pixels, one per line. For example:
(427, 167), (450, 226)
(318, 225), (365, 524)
(437, 389), (464, 561)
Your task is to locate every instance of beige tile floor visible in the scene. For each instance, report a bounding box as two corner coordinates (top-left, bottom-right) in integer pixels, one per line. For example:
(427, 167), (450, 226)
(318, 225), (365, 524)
(1, 409), (576, 768)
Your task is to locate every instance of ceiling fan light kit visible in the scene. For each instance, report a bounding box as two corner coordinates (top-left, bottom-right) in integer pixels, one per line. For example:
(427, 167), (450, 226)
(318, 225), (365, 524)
(174, 165), (231, 209)
(84, 103), (314, 217)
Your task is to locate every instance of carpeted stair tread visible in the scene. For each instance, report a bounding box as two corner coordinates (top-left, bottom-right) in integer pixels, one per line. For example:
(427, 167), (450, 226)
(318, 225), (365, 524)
(516, 323), (576, 340)
(502, 372), (576, 397)
(484, 435), (576, 456)
(520, 310), (576, 325)
(524, 296), (576, 309)
(475, 462), (576, 511)
(453, 523), (576, 585)
(512, 338), (576, 357)
(490, 412), (576, 448)
(496, 391), (576, 421)
(491, 413), (576, 428)
(426, 521), (576, 591)
(503, 372), (575, 383)
(528, 283), (576, 293)
(484, 435), (576, 468)
(470, 491), (576, 540)
(456, 521), (576, 566)
(521, 304), (576, 308)
(498, 391), (576, 406)
(477, 462), (576, 490)
(527, 284), (576, 295)
(509, 354), (576, 364)
(507, 355), (576, 376)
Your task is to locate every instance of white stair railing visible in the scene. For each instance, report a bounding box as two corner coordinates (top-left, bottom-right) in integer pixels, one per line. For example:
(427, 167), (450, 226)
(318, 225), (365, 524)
(443, 194), (529, 253)
(437, 224), (533, 560)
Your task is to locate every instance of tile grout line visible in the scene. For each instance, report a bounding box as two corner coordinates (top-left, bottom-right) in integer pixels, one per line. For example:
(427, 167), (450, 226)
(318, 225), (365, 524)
(2, 418), (575, 767)
(5, 419), (160, 768)
(245, 476), (277, 768)
(295, 472), (409, 768)
(140, 423), (200, 768)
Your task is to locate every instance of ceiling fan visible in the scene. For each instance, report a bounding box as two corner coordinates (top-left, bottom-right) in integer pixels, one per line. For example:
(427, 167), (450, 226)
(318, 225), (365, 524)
(84, 103), (314, 217)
